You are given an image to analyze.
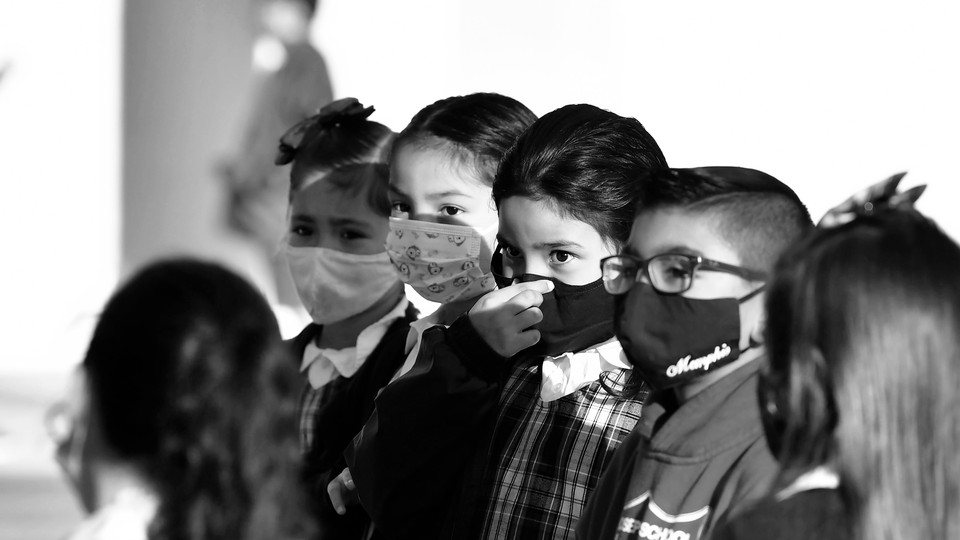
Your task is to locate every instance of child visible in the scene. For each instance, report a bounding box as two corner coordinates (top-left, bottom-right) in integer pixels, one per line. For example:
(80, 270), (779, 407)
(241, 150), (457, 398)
(49, 260), (317, 540)
(330, 92), (536, 532)
(277, 98), (417, 537)
(578, 167), (812, 539)
(712, 176), (958, 540)
(345, 104), (668, 540)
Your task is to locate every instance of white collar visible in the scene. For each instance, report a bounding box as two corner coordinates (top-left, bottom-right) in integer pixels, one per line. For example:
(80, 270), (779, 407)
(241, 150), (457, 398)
(391, 309), (446, 382)
(300, 299), (409, 390)
(540, 338), (629, 402)
(66, 485), (157, 540)
(775, 465), (841, 502)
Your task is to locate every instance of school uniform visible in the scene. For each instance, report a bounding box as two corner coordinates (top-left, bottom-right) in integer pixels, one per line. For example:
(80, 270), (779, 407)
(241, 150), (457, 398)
(347, 314), (645, 540)
(575, 359), (778, 540)
(711, 467), (849, 540)
(290, 298), (418, 539)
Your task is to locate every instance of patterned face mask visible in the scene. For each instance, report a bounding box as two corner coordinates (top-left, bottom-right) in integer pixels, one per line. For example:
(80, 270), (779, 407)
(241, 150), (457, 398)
(385, 217), (496, 304)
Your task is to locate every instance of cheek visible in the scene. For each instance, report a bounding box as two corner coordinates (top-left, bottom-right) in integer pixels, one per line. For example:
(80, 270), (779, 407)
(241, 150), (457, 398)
(559, 258), (603, 286)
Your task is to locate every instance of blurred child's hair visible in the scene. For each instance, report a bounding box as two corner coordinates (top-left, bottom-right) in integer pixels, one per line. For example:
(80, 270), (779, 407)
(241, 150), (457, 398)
(276, 98), (394, 194)
(492, 104), (667, 248)
(395, 92), (537, 185)
(762, 209), (960, 540)
(83, 259), (316, 540)
(634, 167), (812, 272)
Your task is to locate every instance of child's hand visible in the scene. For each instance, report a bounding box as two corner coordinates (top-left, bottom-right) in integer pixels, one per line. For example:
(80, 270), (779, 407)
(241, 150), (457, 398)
(469, 280), (555, 357)
(327, 467), (357, 515)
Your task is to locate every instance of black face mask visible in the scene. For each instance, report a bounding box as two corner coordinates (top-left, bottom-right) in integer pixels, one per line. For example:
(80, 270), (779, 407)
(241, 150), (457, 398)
(614, 282), (762, 390)
(492, 250), (615, 359)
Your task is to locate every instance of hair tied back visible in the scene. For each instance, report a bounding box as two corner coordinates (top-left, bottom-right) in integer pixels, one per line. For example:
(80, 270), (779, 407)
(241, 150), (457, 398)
(818, 172), (927, 229)
(275, 97), (376, 165)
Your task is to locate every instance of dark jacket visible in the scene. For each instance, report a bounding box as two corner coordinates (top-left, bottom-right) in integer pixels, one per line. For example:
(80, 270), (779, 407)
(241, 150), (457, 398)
(711, 488), (850, 540)
(290, 302), (418, 540)
(576, 359), (778, 540)
(344, 314), (504, 540)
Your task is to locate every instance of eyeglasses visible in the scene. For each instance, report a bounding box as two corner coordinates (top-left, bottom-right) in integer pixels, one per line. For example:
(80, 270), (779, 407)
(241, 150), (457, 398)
(600, 253), (767, 295)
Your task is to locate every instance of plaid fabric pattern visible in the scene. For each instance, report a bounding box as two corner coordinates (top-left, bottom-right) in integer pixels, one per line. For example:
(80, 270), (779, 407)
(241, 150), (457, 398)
(475, 364), (644, 540)
(299, 376), (349, 453)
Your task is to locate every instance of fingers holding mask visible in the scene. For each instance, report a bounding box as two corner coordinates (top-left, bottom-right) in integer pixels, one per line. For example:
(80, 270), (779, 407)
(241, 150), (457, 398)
(469, 280), (554, 357)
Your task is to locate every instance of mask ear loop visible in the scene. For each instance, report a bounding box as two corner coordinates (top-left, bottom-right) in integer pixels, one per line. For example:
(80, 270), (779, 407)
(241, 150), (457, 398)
(739, 283), (766, 303)
(490, 244), (518, 289)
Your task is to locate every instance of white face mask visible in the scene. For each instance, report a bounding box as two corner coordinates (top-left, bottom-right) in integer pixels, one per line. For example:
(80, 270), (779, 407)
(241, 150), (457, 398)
(284, 245), (401, 325)
(385, 217), (496, 304)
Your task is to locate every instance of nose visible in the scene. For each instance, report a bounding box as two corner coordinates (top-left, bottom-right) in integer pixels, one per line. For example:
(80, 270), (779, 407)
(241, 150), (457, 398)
(522, 257), (552, 278)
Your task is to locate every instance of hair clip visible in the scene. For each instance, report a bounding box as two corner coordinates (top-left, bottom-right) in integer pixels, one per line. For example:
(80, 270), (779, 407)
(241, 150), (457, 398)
(274, 98), (376, 165)
(818, 172), (926, 228)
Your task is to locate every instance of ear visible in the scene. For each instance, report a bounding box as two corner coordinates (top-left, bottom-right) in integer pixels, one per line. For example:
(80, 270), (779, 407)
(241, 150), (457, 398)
(740, 288), (766, 350)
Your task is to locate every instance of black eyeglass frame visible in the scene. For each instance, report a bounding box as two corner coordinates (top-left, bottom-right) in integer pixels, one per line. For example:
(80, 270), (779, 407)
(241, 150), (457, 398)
(600, 252), (767, 295)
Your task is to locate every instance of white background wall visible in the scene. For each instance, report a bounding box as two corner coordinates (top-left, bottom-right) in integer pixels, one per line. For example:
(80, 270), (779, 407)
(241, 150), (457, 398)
(317, 0), (960, 228)
(0, 0), (122, 374)
(1, 0), (959, 373)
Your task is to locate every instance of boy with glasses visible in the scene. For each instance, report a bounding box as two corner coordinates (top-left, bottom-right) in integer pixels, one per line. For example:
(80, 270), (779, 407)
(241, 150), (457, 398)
(577, 167), (812, 540)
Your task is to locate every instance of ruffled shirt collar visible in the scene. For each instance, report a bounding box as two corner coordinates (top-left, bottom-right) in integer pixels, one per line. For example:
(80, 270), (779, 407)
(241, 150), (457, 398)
(540, 338), (630, 402)
(300, 299), (409, 389)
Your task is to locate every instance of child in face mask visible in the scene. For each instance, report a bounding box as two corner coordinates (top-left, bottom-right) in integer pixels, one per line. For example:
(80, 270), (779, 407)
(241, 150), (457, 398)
(277, 98), (418, 537)
(332, 93), (537, 536)
(459, 104), (668, 540)
(577, 167), (813, 540)
(340, 104), (668, 540)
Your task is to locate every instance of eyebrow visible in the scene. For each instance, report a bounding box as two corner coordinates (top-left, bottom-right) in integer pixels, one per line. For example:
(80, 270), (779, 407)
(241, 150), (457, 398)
(329, 217), (371, 228)
(534, 239), (585, 250)
(496, 236), (587, 251)
(290, 213), (316, 223)
(654, 244), (703, 257)
(623, 244), (702, 259)
(426, 190), (471, 201)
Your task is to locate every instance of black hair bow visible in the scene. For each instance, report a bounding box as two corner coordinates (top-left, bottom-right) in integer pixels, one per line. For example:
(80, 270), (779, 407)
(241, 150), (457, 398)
(275, 97), (375, 165)
(818, 172), (926, 228)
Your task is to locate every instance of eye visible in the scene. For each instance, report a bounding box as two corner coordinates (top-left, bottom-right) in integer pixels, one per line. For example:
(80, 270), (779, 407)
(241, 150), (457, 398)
(549, 250), (574, 264)
(340, 229), (368, 240)
(503, 245), (523, 259)
(664, 262), (692, 279)
(440, 206), (463, 216)
(390, 201), (410, 217)
(648, 255), (695, 292)
(290, 224), (313, 237)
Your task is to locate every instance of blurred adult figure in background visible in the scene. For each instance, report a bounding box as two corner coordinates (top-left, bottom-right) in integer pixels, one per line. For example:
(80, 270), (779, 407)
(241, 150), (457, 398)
(714, 176), (960, 540)
(48, 259), (317, 540)
(219, 0), (333, 307)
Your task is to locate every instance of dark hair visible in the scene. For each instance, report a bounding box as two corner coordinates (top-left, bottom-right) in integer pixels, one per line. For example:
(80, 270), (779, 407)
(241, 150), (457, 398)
(83, 259), (316, 540)
(762, 209), (960, 540)
(321, 162), (392, 217)
(634, 167), (812, 272)
(492, 104), (667, 248)
(395, 92), (537, 186)
(284, 99), (394, 193)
